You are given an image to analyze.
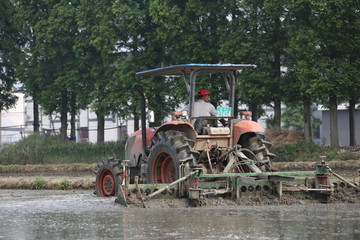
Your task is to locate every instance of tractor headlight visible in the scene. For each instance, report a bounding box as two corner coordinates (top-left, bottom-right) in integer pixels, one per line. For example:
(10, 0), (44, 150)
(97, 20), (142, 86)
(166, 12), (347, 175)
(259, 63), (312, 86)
(182, 110), (188, 117)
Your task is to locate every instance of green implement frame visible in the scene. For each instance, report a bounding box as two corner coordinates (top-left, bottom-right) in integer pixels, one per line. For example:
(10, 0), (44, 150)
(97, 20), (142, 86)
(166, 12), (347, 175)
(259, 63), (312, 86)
(116, 163), (334, 207)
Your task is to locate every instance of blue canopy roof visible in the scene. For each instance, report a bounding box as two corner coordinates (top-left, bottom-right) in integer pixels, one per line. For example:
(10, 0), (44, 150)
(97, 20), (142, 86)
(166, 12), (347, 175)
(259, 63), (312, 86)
(136, 63), (257, 76)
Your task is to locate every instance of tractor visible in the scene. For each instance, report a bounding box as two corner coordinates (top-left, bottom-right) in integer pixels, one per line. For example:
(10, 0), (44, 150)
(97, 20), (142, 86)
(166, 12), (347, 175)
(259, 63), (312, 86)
(95, 63), (278, 197)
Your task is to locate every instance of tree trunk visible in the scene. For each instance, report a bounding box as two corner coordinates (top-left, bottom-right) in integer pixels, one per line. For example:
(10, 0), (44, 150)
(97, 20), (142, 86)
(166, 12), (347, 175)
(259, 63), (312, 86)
(349, 98), (357, 146)
(233, 96), (239, 119)
(97, 113), (105, 143)
(60, 111), (68, 142)
(70, 110), (76, 141)
(250, 103), (258, 122)
(273, 100), (281, 129)
(303, 102), (312, 142)
(60, 92), (69, 142)
(272, 17), (282, 130)
(0, 103), (2, 145)
(329, 96), (339, 148)
(33, 97), (40, 132)
(134, 111), (139, 131)
(70, 94), (76, 141)
(154, 111), (162, 126)
(153, 93), (162, 126)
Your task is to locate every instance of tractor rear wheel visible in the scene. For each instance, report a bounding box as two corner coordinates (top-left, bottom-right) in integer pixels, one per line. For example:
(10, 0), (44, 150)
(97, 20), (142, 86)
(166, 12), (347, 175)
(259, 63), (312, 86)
(147, 130), (198, 184)
(95, 157), (122, 197)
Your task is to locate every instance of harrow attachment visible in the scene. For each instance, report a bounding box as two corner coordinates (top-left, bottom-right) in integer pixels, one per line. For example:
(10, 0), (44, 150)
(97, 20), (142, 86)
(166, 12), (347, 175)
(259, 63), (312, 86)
(114, 160), (348, 208)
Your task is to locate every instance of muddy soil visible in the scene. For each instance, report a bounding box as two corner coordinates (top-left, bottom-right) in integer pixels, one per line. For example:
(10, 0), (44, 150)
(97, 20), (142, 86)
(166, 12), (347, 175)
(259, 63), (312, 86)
(1, 189), (359, 240)
(1, 160), (359, 208)
(124, 188), (360, 209)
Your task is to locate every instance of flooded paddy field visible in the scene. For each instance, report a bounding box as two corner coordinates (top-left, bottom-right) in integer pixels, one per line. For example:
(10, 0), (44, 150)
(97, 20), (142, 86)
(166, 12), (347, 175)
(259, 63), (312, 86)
(0, 189), (359, 240)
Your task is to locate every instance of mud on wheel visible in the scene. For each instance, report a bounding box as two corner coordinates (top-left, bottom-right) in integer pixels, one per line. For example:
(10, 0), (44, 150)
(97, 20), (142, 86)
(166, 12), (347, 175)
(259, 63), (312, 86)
(95, 157), (122, 197)
(147, 130), (198, 184)
(240, 133), (277, 172)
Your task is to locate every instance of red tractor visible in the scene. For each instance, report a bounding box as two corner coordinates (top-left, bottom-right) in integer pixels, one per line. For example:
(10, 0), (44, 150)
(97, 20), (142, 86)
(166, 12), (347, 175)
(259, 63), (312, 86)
(95, 64), (276, 197)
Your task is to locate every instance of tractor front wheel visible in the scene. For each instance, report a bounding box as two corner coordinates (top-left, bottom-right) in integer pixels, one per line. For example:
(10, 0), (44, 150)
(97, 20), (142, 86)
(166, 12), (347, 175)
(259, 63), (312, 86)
(95, 158), (122, 197)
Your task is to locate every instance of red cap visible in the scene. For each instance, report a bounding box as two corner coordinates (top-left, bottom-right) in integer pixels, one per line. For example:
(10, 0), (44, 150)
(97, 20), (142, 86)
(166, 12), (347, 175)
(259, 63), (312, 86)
(198, 89), (211, 96)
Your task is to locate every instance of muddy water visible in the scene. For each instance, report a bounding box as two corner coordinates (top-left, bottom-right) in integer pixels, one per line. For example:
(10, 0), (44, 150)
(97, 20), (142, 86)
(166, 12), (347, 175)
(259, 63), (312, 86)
(0, 190), (359, 240)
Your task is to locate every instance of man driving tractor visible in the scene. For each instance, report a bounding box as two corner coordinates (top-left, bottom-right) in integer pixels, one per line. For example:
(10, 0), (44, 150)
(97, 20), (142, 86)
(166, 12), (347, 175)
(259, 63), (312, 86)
(193, 88), (227, 132)
(193, 88), (217, 117)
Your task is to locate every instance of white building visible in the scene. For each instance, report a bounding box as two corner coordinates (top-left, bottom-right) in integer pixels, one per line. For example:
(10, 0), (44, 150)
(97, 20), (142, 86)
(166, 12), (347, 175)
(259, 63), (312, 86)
(0, 93), (135, 144)
(2, 93), (359, 146)
(317, 104), (360, 146)
(0, 93), (27, 143)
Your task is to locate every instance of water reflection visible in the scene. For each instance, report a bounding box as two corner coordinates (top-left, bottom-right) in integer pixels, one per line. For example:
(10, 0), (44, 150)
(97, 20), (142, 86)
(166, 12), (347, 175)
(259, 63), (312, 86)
(0, 190), (359, 240)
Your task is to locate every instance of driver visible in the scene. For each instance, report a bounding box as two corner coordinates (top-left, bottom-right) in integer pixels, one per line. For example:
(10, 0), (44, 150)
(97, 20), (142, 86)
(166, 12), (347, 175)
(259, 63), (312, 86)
(193, 89), (217, 117)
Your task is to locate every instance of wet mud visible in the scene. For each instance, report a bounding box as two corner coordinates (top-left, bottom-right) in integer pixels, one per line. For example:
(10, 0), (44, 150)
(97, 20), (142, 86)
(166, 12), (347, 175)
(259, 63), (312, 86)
(0, 189), (359, 240)
(127, 188), (360, 209)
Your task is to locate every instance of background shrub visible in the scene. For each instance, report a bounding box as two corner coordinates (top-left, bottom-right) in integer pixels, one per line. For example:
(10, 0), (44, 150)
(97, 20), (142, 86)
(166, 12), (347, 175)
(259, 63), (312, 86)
(0, 133), (125, 165)
(272, 140), (335, 162)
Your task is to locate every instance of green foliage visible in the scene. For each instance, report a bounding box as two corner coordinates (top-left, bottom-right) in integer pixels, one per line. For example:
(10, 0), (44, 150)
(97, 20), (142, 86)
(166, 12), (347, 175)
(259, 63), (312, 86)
(0, 133), (46, 165)
(272, 140), (325, 162)
(60, 178), (71, 190)
(0, 133), (125, 165)
(219, 0), (288, 128)
(273, 141), (359, 162)
(265, 115), (275, 129)
(325, 149), (339, 161)
(32, 176), (45, 189)
(2, 0), (360, 146)
(338, 152), (358, 161)
(282, 105), (304, 130)
(285, 0), (360, 146)
(282, 104), (321, 132)
(0, 163), (96, 174)
(0, 0), (20, 110)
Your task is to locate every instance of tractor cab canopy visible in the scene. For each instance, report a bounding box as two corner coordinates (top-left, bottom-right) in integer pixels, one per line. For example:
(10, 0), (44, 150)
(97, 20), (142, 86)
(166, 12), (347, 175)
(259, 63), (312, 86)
(136, 64), (257, 119)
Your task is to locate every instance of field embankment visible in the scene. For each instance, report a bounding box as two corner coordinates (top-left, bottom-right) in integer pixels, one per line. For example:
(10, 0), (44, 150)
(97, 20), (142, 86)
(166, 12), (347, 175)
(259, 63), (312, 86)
(1, 132), (360, 190)
(0, 160), (359, 190)
(0, 163), (96, 190)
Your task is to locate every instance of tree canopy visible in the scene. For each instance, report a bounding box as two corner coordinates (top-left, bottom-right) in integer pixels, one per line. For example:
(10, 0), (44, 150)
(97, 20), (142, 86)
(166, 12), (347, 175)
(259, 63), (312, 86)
(1, 0), (359, 145)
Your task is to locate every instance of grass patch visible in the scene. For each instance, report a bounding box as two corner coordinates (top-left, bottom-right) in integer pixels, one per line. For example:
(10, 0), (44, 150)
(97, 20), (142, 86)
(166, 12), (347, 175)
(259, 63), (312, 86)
(60, 178), (72, 190)
(338, 152), (358, 161)
(32, 176), (45, 189)
(0, 163), (97, 174)
(271, 140), (337, 162)
(0, 133), (125, 165)
(0, 176), (94, 190)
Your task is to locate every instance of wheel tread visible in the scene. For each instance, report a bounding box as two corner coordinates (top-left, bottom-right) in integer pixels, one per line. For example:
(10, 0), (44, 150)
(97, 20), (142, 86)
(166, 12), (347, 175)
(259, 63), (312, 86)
(147, 130), (197, 183)
(95, 157), (123, 197)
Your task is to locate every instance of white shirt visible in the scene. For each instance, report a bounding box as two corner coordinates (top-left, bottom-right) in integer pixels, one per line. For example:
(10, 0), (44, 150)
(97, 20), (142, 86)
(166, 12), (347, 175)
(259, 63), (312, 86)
(193, 100), (217, 117)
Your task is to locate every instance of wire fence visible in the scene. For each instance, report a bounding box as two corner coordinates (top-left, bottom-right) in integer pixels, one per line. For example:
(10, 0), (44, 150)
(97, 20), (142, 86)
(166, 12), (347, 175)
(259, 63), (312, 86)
(0, 125), (128, 145)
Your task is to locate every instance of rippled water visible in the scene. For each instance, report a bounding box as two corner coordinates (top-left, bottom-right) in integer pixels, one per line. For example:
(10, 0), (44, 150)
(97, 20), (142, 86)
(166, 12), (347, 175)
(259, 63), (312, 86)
(0, 190), (359, 240)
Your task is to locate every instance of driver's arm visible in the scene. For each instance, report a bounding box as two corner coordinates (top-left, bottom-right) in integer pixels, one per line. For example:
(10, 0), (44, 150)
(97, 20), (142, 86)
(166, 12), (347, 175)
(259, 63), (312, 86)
(210, 104), (217, 116)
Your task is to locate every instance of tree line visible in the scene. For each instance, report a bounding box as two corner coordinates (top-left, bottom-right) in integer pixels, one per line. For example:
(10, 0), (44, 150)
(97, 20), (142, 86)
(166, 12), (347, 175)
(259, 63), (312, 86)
(0, 0), (359, 147)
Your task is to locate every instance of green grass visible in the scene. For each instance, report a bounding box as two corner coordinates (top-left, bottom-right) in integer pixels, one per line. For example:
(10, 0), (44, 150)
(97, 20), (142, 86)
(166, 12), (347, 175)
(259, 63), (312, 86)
(271, 140), (322, 162)
(271, 140), (359, 162)
(32, 176), (45, 189)
(60, 178), (72, 190)
(1, 133), (358, 166)
(0, 163), (97, 173)
(0, 133), (125, 165)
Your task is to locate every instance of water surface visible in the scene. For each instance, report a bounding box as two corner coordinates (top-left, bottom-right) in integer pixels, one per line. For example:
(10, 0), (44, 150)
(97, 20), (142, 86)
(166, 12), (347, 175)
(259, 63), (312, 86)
(0, 190), (359, 240)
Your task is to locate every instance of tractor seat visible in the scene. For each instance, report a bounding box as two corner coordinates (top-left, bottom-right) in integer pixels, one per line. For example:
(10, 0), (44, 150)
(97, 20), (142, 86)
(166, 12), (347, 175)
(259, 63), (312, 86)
(203, 127), (230, 135)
